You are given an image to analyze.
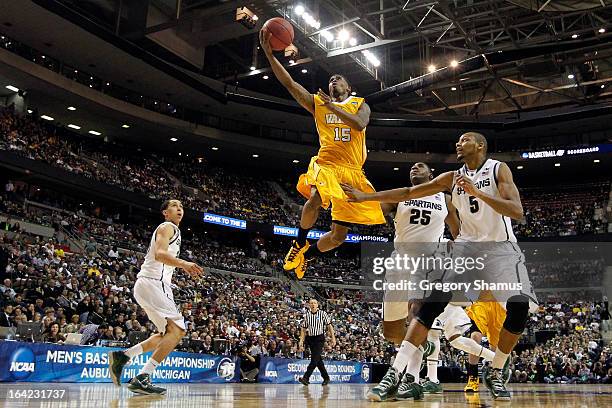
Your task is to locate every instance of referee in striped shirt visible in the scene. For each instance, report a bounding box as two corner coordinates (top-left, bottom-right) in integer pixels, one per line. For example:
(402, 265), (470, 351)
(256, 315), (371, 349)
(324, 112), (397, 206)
(298, 299), (336, 386)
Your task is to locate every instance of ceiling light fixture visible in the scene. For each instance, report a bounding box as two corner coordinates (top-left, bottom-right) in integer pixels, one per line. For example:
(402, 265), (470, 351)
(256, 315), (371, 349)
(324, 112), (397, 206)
(122, 124), (130, 128)
(67, 106), (76, 111)
(41, 115), (54, 121)
(170, 137), (178, 142)
(88, 130), (101, 136)
(67, 124), (81, 130)
(321, 30), (334, 42)
(5, 85), (19, 92)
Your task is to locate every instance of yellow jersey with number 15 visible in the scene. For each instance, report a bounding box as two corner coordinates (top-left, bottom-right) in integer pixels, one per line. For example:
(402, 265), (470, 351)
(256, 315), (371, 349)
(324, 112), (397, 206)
(313, 94), (367, 168)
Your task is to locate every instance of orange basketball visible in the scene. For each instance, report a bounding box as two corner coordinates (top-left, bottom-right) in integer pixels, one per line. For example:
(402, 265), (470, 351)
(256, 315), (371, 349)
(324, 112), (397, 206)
(262, 17), (294, 51)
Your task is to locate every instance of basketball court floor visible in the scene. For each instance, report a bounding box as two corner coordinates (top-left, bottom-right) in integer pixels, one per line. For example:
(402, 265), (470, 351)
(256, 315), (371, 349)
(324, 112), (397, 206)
(1, 382), (611, 407)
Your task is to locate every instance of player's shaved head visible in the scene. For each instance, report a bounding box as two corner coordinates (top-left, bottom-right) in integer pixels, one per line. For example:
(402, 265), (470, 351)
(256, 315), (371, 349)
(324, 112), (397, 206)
(329, 74), (351, 100)
(410, 162), (433, 186)
(463, 132), (488, 153)
(329, 74), (350, 88)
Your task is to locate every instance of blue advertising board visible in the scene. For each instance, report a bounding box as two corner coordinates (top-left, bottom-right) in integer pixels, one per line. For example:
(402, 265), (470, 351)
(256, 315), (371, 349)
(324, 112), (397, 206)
(203, 213), (247, 230)
(202, 212), (389, 243)
(272, 226), (389, 243)
(258, 356), (371, 384)
(0, 341), (240, 383)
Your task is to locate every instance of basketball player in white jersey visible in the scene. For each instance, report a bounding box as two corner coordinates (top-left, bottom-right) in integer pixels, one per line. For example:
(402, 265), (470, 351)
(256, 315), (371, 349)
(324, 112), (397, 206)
(368, 162), (504, 401)
(108, 199), (203, 395)
(343, 132), (537, 401)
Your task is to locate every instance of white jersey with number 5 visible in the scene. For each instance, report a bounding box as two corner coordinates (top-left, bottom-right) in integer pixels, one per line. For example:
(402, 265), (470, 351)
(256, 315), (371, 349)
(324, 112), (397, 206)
(451, 158), (516, 242)
(137, 221), (181, 285)
(394, 192), (448, 243)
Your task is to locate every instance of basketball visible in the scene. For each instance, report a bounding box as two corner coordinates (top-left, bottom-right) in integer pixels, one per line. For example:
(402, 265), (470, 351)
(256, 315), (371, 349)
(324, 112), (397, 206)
(262, 17), (294, 51)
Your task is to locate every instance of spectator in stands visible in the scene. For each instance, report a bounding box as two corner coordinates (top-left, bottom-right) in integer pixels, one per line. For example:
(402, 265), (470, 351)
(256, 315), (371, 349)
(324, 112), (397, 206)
(0, 278), (16, 300)
(42, 322), (65, 343)
(87, 263), (101, 277)
(108, 246), (119, 259)
(4, 180), (14, 199)
(0, 304), (13, 327)
(125, 313), (142, 332)
(65, 314), (82, 334)
(237, 344), (259, 383)
(249, 336), (268, 357)
(602, 297), (610, 332)
(196, 335), (211, 354)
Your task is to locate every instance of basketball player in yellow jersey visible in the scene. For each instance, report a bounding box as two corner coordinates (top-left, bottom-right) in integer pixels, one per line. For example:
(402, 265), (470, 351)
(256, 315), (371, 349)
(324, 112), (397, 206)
(260, 29), (384, 279)
(464, 291), (507, 392)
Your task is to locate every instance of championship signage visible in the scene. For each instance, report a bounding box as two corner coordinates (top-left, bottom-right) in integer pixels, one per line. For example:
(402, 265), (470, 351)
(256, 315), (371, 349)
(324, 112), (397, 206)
(0, 341), (240, 383)
(258, 356), (371, 384)
(273, 226), (389, 243)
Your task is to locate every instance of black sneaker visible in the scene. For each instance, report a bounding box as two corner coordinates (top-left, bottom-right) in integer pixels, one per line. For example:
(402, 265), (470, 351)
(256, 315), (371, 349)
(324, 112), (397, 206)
(482, 366), (510, 400)
(298, 377), (310, 386)
(109, 351), (130, 386)
(366, 366), (401, 402)
(322, 378), (330, 386)
(127, 374), (167, 395)
(396, 373), (424, 400)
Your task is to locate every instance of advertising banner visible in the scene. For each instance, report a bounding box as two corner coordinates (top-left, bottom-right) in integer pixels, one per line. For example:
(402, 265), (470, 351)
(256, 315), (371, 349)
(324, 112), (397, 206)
(203, 213), (247, 230)
(258, 356), (371, 384)
(0, 341), (240, 383)
(272, 225), (389, 243)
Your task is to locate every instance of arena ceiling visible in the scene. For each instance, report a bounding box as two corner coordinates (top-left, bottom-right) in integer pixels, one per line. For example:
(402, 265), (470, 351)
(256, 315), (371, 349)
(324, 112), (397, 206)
(39, 0), (612, 117)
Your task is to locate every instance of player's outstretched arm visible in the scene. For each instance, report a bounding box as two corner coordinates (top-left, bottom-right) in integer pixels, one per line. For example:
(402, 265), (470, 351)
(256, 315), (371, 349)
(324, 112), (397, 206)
(457, 162), (523, 219)
(259, 30), (314, 115)
(341, 172), (454, 203)
(154, 224), (204, 277)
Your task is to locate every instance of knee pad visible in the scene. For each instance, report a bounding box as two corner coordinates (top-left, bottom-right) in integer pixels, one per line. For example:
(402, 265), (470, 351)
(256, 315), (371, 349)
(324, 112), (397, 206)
(503, 295), (530, 334)
(415, 290), (451, 329)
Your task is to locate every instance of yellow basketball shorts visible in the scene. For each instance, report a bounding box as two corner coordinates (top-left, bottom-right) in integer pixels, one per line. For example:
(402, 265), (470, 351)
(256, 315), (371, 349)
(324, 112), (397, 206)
(296, 157), (385, 225)
(465, 300), (507, 349)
